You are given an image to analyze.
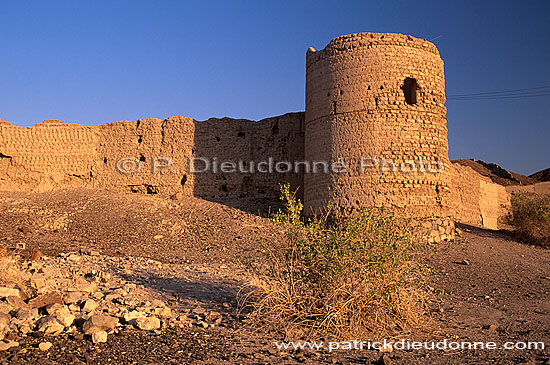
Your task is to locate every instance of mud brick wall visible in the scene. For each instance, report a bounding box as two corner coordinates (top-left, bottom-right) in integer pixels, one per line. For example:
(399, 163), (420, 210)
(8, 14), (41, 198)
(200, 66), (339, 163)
(448, 163), (510, 229)
(447, 164), (483, 226)
(304, 33), (452, 219)
(0, 117), (196, 195)
(0, 114), (304, 202)
(94, 116), (196, 196)
(506, 182), (550, 195)
(193, 113), (305, 202)
(479, 179), (509, 229)
(0, 119), (99, 191)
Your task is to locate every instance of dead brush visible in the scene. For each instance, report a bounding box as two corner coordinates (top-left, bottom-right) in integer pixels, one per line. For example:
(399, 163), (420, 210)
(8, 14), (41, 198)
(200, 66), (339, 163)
(503, 192), (550, 248)
(239, 184), (429, 339)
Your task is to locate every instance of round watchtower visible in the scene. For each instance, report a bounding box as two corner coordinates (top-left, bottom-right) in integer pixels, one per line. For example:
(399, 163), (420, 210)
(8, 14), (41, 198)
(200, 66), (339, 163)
(304, 32), (452, 218)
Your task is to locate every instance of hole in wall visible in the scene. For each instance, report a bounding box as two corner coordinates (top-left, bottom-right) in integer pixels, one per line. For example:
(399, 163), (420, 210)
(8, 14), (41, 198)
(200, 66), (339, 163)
(215, 136), (220, 142)
(103, 157), (107, 164)
(340, 89), (344, 95)
(380, 85), (384, 90)
(403, 77), (419, 105)
(327, 92), (330, 97)
(139, 155), (146, 162)
(128, 184), (159, 195)
(138, 135), (143, 144)
(221, 184), (228, 192)
(180, 175), (187, 186)
(237, 131), (245, 137)
(136, 120), (140, 128)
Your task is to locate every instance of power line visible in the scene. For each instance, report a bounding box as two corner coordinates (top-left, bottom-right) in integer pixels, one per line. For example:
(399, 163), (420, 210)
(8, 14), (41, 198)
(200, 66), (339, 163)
(446, 85), (550, 100)
(449, 91), (550, 99)
(447, 85), (550, 97)
(451, 91), (550, 98)
(448, 93), (550, 100)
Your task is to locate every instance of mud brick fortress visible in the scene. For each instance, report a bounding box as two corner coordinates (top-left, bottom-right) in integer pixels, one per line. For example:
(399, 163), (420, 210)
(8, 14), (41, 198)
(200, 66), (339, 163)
(0, 33), (512, 240)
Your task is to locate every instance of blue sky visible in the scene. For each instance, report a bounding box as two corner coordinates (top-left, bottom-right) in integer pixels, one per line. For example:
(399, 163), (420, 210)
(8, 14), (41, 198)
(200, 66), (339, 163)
(1, 1), (548, 174)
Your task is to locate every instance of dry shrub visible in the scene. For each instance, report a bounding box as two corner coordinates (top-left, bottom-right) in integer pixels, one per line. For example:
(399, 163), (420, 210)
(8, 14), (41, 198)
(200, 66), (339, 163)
(504, 192), (550, 248)
(241, 184), (429, 339)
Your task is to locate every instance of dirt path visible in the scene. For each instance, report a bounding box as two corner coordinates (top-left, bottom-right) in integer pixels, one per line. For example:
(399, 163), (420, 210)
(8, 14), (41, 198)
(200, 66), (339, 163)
(423, 225), (550, 364)
(0, 189), (548, 364)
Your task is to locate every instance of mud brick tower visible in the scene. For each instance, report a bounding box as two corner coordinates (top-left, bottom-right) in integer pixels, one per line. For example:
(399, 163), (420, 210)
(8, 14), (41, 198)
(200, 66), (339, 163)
(304, 33), (452, 219)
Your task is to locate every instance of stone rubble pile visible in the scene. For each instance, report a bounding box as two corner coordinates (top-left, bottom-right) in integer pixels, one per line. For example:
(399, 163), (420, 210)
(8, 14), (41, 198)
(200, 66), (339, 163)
(0, 250), (225, 351)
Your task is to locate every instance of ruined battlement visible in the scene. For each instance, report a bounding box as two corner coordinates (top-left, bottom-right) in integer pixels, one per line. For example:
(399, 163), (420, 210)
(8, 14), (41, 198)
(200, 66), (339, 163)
(307, 32), (441, 67)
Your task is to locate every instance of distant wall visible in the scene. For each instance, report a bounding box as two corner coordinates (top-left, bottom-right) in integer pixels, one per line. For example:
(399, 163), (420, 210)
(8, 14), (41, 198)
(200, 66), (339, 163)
(506, 182), (550, 195)
(0, 117), (195, 195)
(448, 163), (510, 229)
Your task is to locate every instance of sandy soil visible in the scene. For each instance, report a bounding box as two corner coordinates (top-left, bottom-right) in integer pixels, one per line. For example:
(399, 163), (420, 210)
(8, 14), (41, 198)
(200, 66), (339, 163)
(0, 189), (548, 364)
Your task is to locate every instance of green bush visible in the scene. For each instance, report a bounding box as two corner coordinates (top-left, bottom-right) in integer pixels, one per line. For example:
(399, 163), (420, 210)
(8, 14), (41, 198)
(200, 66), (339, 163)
(504, 193), (550, 247)
(242, 184), (428, 338)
